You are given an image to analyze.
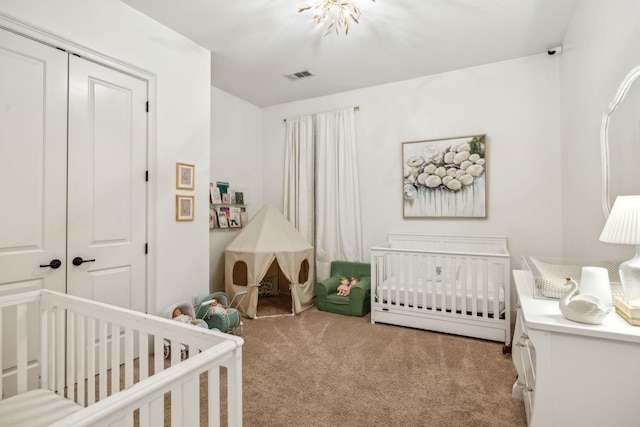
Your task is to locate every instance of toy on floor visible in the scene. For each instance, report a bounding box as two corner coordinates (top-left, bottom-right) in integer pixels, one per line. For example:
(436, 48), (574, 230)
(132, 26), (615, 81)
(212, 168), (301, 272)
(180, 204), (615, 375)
(172, 307), (204, 325)
(209, 298), (227, 314)
(197, 291), (247, 335)
(337, 277), (359, 296)
(162, 301), (208, 360)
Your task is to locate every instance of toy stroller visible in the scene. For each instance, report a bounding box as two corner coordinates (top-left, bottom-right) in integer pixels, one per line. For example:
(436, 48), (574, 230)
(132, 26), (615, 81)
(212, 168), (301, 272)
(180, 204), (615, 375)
(162, 301), (208, 360)
(196, 290), (247, 335)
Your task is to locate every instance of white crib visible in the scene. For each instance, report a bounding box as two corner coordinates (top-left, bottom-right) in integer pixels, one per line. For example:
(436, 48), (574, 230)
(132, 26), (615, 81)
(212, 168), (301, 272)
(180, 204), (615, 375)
(371, 233), (511, 345)
(0, 290), (243, 427)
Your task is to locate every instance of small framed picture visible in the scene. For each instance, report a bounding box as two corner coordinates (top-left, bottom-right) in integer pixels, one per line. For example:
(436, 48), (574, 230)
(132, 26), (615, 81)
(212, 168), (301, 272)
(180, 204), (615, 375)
(176, 162), (195, 190)
(176, 195), (194, 221)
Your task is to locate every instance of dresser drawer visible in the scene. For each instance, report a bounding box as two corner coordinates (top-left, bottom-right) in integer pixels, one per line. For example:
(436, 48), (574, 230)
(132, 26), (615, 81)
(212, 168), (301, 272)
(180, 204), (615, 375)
(513, 305), (536, 425)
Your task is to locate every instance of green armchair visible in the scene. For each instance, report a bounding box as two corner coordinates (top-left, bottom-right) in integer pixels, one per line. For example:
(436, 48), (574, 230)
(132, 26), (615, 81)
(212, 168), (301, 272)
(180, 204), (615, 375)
(316, 261), (371, 317)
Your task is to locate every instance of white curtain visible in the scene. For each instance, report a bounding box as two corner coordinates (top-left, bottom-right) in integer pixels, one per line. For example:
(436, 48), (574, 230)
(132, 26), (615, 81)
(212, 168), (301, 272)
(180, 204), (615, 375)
(283, 115), (315, 244)
(315, 108), (363, 279)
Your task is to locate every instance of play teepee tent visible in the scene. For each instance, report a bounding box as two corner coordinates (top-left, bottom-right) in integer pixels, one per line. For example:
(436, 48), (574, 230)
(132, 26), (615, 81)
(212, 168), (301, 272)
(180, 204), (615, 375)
(224, 204), (314, 318)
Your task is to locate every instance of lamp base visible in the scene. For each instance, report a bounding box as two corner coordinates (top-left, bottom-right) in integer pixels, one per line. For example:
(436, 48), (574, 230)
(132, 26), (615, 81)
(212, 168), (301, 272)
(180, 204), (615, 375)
(619, 245), (640, 307)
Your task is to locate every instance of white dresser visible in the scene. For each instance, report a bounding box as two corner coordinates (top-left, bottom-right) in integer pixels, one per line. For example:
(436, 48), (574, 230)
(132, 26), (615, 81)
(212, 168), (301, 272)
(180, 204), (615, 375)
(512, 269), (640, 426)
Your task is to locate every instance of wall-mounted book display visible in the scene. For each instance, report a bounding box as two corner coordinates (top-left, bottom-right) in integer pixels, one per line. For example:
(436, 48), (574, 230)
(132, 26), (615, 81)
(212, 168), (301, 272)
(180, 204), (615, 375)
(210, 182), (247, 230)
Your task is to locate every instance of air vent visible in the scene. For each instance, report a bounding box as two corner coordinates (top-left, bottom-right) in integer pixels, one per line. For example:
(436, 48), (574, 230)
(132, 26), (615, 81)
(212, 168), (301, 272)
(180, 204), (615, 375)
(285, 70), (314, 81)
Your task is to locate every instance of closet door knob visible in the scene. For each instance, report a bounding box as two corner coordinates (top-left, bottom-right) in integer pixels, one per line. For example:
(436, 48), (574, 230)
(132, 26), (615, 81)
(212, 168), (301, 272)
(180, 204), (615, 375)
(40, 259), (62, 269)
(72, 257), (96, 266)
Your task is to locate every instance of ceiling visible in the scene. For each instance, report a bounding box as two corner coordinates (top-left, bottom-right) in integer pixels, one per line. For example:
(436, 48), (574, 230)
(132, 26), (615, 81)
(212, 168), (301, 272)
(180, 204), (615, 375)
(121, 0), (579, 107)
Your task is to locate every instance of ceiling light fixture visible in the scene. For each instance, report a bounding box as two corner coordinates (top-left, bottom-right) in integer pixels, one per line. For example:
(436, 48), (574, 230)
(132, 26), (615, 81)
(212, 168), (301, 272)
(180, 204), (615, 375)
(298, 0), (377, 37)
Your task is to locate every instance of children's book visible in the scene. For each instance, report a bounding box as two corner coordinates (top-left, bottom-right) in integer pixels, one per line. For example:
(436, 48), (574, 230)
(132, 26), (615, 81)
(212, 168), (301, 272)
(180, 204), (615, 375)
(240, 207), (249, 225)
(217, 206), (229, 228)
(210, 185), (222, 204)
(229, 206), (241, 228)
(216, 181), (229, 194)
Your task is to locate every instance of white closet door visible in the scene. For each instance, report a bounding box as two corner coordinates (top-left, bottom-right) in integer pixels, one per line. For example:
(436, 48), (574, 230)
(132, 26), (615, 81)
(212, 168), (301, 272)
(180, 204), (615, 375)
(0, 28), (68, 296)
(0, 27), (68, 394)
(67, 55), (147, 312)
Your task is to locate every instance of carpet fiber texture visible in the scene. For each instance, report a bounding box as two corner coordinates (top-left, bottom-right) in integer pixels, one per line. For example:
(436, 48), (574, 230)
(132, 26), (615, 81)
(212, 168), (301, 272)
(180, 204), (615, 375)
(239, 304), (526, 427)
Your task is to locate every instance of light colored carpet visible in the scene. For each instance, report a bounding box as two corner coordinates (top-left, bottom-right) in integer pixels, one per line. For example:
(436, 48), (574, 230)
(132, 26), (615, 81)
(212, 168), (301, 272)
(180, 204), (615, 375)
(239, 305), (526, 427)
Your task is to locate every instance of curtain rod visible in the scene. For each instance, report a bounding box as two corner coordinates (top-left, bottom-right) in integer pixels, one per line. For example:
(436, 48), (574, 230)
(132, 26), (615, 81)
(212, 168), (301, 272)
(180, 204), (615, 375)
(283, 106), (359, 123)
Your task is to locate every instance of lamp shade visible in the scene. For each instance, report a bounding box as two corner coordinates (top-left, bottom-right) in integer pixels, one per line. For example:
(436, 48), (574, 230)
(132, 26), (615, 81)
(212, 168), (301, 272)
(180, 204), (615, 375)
(600, 195), (640, 245)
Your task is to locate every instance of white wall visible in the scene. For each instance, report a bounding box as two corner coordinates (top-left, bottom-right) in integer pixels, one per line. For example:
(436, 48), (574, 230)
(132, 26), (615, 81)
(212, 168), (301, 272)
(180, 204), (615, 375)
(560, 0), (640, 263)
(261, 55), (564, 279)
(210, 87), (262, 291)
(0, 0), (211, 313)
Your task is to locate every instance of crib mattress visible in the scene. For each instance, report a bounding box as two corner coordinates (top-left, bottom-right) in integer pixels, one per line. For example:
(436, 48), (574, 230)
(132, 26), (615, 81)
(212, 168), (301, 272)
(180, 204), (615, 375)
(376, 279), (505, 314)
(0, 388), (83, 427)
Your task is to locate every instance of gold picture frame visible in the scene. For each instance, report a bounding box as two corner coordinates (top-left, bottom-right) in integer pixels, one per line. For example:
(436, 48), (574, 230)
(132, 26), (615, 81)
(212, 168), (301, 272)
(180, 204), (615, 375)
(176, 162), (195, 190)
(176, 195), (195, 221)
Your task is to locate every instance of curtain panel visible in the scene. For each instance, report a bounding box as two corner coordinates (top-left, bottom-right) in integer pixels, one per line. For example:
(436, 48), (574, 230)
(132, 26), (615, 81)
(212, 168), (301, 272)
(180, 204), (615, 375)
(283, 107), (363, 281)
(283, 115), (315, 245)
(315, 108), (363, 279)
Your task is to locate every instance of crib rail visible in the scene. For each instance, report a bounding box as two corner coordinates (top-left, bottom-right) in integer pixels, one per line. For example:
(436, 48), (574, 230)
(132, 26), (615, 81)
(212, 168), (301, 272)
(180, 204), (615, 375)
(370, 234), (511, 344)
(0, 290), (243, 426)
(372, 251), (507, 318)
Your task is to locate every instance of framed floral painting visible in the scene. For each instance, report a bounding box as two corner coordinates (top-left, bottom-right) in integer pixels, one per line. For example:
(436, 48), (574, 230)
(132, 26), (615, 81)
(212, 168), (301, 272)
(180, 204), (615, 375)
(176, 194), (195, 221)
(176, 162), (195, 190)
(402, 134), (487, 218)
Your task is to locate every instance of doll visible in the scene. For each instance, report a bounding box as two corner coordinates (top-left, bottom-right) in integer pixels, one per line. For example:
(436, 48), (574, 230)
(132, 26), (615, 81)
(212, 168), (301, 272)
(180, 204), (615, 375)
(209, 298), (228, 315)
(337, 276), (352, 296)
(172, 307), (200, 325)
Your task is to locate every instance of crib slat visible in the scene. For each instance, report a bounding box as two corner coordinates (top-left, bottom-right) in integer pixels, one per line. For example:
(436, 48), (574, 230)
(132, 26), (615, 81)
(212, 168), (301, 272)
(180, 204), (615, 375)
(88, 317), (96, 405)
(16, 303), (28, 393)
(77, 313), (86, 407)
(111, 324), (121, 396)
(40, 307), (50, 391)
(428, 255), (436, 311)
(482, 259), (489, 318)
(139, 332), (149, 381)
(459, 257), (467, 315)
(470, 260), (478, 315)
(154, 336), (164, 375)
(125, 327), (134, 388)
(99, 319), (108, 400)
(182, 375), (199, 426)
(227, 346), (243, 427)
(146, 396), (164, 427)
(170, 341), (183, 424)
(56, 307), (65, 396)
(67, 311), (76, 402)
(208, 367), (221, 427)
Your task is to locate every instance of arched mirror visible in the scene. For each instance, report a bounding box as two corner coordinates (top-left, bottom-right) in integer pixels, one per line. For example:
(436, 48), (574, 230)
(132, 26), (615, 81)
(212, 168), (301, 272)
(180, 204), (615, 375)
(601, 65), (640, 217)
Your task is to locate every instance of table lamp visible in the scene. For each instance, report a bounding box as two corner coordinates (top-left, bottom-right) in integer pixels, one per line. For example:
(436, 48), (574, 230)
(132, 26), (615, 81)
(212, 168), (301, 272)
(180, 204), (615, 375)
(599, 195), (640, 307)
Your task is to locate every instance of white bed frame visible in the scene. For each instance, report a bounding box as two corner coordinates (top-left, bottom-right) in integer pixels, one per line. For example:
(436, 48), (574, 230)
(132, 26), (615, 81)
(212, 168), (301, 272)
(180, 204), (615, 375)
(0, 290), (243, 427)
(371, 233), (511, 345)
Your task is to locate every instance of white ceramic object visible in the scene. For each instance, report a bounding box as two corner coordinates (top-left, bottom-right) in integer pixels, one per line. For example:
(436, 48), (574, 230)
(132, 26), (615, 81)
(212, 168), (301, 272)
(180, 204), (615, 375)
(580, 266), (613, 308)
(559, 278), (611, 325)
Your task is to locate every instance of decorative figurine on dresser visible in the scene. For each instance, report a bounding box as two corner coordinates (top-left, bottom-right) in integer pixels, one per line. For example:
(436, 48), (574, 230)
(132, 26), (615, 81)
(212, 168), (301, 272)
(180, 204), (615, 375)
(558, 275), (611, 325)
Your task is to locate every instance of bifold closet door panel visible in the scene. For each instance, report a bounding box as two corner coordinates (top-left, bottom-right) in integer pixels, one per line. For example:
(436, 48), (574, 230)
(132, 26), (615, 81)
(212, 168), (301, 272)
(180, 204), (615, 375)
(0, 26), (68, 395)
(0, 27), (68, 295)
(66, 55), (148, 312)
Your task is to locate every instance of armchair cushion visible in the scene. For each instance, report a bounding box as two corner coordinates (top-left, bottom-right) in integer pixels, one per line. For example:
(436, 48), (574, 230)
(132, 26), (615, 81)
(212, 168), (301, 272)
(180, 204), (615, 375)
(316, 261), (371, 317)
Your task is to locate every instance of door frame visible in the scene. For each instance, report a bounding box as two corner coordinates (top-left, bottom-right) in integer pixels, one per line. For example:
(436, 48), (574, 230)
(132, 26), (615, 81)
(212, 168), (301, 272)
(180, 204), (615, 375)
(0, 14), (157, 315)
